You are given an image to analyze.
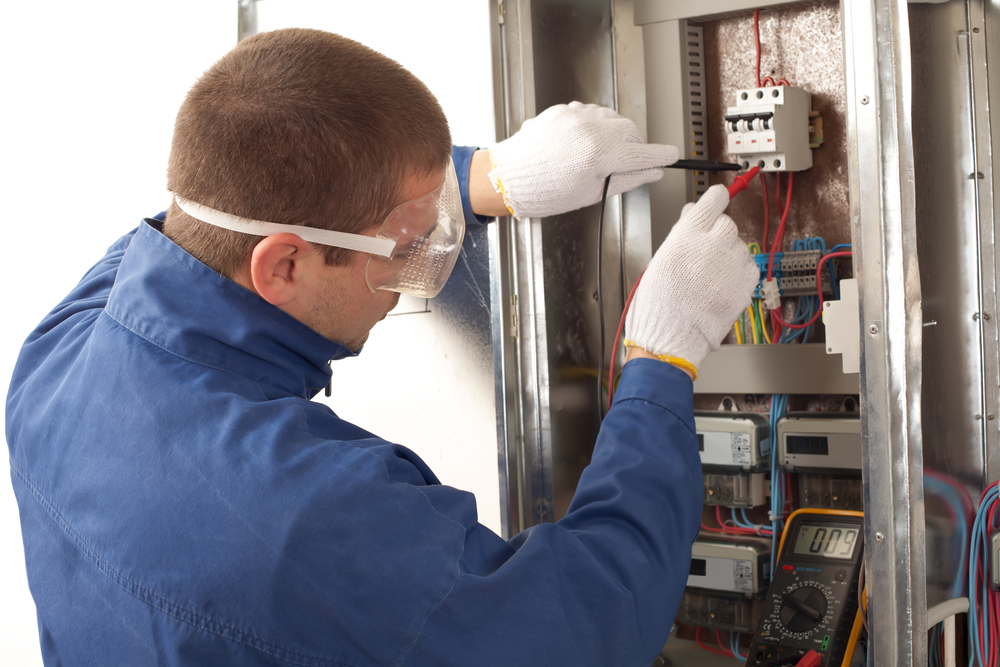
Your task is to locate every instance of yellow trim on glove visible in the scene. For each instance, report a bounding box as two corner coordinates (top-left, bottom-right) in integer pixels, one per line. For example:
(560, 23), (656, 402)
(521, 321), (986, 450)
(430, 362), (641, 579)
(488, 151), (516, 217)
(623, 340), (699, 380)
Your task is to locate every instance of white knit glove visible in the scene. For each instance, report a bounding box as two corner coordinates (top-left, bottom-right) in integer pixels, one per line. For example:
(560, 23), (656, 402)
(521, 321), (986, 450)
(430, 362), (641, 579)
(488, 102), (679, 219)
(625, 185), (759, 376)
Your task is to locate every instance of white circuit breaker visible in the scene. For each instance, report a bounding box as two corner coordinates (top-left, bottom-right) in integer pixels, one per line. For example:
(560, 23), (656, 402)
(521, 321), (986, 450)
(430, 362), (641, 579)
(725, 86), (813, 172)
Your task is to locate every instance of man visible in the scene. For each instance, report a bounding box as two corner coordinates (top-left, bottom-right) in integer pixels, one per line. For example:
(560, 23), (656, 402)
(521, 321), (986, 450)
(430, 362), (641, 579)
(6, 29), (758, 666)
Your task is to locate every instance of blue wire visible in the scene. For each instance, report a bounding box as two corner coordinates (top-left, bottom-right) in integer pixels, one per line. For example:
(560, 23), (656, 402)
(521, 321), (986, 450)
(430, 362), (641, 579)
(731, 632), (746, 661)
(923, 475), (970, 599)
(967, 483), (999, 667)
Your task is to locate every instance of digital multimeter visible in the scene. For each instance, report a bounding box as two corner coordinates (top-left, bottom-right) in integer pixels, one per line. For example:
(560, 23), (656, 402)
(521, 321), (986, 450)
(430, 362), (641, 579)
(744, 509), (864, 667)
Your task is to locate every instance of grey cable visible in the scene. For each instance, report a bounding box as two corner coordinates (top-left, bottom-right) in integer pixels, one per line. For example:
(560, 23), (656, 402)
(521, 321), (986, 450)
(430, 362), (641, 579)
(926, 597), (970, 631)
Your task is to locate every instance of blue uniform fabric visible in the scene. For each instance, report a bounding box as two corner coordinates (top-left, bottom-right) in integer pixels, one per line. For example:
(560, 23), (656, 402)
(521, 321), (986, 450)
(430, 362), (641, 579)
(6, 146), (702, 666)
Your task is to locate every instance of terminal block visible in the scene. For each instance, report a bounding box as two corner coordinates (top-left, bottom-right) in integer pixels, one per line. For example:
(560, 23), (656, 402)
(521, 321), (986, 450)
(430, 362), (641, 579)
(704, 471), (767, 508)
(726, 85), (813, 172)
(676, 590), (765, 633)
(798, 473), (863, 512)
(753, 250), (838, 300)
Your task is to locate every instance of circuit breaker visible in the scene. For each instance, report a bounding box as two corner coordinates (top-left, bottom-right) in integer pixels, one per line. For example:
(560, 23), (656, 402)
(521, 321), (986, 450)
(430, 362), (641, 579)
(725, 86), (813, 172)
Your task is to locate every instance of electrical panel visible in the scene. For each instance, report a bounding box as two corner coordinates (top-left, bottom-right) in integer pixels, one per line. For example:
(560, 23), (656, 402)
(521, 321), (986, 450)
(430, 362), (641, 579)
(688, 537), (772, 598)
(725, 86), (813, 172)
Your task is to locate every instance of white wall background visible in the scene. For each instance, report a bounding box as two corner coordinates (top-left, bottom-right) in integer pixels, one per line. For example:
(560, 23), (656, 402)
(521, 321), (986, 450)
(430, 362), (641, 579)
(0, 2), (494, 664)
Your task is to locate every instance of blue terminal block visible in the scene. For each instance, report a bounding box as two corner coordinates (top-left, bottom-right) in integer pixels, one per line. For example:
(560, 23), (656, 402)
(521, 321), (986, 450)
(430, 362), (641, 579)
(753, 249), (837, 299)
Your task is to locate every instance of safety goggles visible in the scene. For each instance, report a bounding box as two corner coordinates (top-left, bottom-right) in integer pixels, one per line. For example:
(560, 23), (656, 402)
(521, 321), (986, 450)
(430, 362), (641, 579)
(172, 158), (466, 298)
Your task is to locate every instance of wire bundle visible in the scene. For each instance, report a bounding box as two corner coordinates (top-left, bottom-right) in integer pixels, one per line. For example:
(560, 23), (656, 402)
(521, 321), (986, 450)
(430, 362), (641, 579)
(967, 481), (1000, 667)
(925, 472), (974, 667)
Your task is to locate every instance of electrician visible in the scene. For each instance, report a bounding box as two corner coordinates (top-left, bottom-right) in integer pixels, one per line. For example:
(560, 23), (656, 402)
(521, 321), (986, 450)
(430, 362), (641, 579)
(6, 28), (758, 666)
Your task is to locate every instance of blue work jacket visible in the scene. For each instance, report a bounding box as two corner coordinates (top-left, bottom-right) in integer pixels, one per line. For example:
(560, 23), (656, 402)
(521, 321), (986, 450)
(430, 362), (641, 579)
(6, 146), (702, 666)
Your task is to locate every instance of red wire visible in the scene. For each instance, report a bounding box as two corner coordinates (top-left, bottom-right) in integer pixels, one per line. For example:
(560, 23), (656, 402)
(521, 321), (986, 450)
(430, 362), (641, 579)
(777, 78), (791, 86)
(760, 172), (770, 252)
(771, 251), (852, 330)
(754, 10), (762, 88)
(766, 173), (793, 280)
(607, 270), (646, 411)
(761, 76), (776, 87)
(716, 630), (736, 657)
(696, 627), (734, 657)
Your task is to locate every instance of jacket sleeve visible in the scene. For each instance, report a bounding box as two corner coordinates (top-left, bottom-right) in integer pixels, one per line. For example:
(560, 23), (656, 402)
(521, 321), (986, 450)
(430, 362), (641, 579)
(452, 145), (491, 226)
(400, 358), (703, 667)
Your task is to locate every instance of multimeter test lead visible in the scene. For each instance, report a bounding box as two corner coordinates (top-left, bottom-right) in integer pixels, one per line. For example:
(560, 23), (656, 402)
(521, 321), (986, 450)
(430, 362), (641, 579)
(665, 159), (744, 172)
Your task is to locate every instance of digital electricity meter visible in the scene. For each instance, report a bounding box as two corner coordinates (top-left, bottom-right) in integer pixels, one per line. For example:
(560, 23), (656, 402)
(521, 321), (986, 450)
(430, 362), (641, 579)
(778, 414), (862, 473)
(695, 412), (770, 472)
(744, 509), (864, 667)
(688, 537), (771, 598)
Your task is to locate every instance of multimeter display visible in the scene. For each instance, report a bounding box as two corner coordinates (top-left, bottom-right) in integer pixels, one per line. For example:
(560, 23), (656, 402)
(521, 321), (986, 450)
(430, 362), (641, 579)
(744, 510), (864, 667)
(791, 524), (859, 560)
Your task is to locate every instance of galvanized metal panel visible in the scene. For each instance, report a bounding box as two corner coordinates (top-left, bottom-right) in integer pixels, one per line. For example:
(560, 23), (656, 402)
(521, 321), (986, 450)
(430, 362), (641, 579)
(975, 0), (1000, 483)
(693, 344), (860, 394)
(843, 0), (927, 664)
(907, 0), (987, 609)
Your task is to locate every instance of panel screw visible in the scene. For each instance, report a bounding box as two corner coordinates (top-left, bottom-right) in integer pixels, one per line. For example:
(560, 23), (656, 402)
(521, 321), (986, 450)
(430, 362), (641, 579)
(974, 313), (981, 320)
(875, 532), (885, 543)
(978, 172), (986, 179)
(869, 324), (879, 334)
(985, 313), (992, 320)
(861, 96), (870, 105)
(974, 27), (980, 33)
(989, 415), (995, 421)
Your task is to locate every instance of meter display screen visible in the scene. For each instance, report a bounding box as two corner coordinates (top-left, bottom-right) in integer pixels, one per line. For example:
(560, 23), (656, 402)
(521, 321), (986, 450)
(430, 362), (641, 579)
(791, 523), (859, 560)
(785, 435), (829, 456)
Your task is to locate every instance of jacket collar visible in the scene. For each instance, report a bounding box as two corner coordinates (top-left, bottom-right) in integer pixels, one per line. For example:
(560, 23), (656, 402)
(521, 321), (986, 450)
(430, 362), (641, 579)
(105, 220), (355, 398)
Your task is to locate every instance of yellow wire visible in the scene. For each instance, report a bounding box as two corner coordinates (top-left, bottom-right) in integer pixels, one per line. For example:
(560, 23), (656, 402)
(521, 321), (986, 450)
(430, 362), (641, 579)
(750, 305), (760, 344)
(759, 300), (772, 344)
(733, 321), (743, 345)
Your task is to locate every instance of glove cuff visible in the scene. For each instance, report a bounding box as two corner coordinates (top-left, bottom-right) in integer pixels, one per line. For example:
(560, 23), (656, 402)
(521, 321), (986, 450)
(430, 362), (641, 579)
(625, 307), (716, 373)
(623, 341), (700, 379)
(487, 151), (517, 217)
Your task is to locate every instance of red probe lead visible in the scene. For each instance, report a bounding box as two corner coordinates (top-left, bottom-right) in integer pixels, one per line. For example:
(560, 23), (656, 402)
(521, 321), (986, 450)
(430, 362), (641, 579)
(728, 166), (761, 199)
(606, 168), (761, 409)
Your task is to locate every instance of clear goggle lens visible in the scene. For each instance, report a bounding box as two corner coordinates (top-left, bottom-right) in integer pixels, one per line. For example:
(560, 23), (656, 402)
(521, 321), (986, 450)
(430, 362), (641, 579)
(365, 159), (465, 298)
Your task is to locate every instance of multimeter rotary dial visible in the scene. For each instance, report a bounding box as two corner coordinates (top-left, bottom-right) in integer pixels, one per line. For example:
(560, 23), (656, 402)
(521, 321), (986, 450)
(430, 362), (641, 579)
(779, 584), (829, 632)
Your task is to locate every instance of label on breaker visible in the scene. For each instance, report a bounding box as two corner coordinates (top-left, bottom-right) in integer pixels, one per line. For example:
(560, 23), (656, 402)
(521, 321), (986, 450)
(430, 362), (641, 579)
(701, 431), (754, 468)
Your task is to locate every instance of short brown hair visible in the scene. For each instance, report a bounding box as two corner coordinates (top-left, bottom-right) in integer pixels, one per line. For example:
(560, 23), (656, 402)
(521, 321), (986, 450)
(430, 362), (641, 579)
(163, 28), (452, 277)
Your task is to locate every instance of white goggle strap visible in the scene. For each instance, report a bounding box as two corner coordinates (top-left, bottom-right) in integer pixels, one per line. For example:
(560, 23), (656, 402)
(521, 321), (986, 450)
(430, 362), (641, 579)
(172, 194), (396, 258)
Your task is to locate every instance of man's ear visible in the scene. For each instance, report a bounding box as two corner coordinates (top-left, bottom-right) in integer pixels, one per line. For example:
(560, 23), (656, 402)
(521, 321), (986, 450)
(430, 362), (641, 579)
(248, 233), (315, 306)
